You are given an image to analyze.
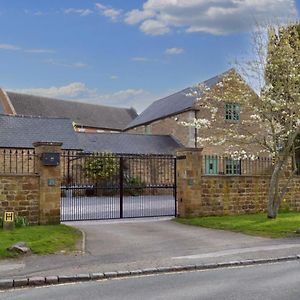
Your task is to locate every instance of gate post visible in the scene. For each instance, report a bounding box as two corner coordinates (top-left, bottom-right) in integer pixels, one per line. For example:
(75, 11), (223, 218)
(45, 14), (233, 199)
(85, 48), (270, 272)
(176, 148), (203, 217)
(33, 141), (63, 225)
(119, 156), (124, 218)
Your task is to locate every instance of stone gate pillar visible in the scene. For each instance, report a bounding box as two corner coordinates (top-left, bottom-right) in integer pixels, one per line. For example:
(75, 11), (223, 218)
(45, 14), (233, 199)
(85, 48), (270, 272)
(33, 142), (63, 224)
(176, 148), (203, 217)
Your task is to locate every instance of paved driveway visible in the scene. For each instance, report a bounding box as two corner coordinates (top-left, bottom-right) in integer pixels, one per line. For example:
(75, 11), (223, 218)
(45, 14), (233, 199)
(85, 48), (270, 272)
(1, 218), (300, 279)
(61, 195), (175, 220)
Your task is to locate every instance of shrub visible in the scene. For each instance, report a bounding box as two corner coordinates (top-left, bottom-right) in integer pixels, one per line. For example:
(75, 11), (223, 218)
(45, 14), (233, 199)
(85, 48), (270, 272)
(84, 154), (118, 182)
(14, 216), (29, 228)
(0, 215), (29, 229)
(124, 175), (146, 196)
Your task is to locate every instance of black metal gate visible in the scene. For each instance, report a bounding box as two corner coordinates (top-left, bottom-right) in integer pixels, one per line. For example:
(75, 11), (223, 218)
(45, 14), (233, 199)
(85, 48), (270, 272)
(60, 152), (177, 221)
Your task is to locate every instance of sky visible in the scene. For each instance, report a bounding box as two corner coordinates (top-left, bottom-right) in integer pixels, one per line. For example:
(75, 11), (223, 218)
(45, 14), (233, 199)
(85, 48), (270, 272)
(0, 0), (299, 112)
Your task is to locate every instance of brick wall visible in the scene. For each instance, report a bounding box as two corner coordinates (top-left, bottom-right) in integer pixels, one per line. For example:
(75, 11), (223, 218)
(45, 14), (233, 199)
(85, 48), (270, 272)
(0, 175), (40, 224)
(177, 148), (300, 217)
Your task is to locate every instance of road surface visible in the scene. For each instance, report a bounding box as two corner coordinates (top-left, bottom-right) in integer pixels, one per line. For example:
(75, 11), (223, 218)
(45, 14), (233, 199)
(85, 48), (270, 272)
(1, 260), (300, 300)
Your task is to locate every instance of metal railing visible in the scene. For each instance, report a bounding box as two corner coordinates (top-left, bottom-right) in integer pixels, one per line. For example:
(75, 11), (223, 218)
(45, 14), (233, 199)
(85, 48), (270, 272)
(203, 155), (273, 176)
(60, 152), (177, 221)
(0, 148), (36, 174)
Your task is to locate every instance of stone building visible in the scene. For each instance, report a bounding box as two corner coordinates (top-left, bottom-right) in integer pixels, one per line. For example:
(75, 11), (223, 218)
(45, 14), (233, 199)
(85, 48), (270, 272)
(125, 68), (259, 154)
(0, 89), (137, 133)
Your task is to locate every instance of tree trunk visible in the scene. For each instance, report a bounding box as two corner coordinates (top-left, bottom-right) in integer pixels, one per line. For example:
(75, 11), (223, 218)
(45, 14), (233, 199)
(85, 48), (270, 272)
(267, 160), (285, 219)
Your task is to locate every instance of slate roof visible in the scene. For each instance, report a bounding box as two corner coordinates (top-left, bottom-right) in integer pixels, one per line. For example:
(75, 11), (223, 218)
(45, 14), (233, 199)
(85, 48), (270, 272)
(77, 132), (182, 155)
(6, 92), (137, 131)
(125, 69), (234, 129)
(0, 114), (80, 150)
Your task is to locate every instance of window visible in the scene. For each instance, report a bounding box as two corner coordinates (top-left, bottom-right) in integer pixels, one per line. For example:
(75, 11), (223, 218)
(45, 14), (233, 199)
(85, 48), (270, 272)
(145, 125), (152, 134)
(225, 103), (240, 122)
(225, 158), (241, 175)
(204, 156), (242, 175)
(205, 156), (218, 175)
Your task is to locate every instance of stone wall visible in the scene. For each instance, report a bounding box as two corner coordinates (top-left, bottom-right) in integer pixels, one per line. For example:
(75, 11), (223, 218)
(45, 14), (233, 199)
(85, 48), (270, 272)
(0, 142), (62, 225)
(177, 148), (300, 217)
(126, 111), (196, 147)
(0, 175), (40, 224)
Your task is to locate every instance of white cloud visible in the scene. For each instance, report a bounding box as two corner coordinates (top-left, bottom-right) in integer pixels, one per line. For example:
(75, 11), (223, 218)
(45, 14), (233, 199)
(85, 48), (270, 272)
(140, 19), (170, 35)
(11, 82), (158, 112)
(33, 11), (44, 16)
(0, 44), (20, 51)
(95, 3), (122, 21)
(131, 56), (150, 62)
(110, 75), (118, 80)
(24, 9), (45, 16)
(45, 59), (88, 68)
(0, 43), (57, 54)
(25, 49), (56, 54)
(87, 88), (157, 112)
(72, 62), (88, 68)
(14, 82), (88, 98)
(125, 9), (155, 24)
(125, 0), (298, 35)
(165, 47), (184, 55)
(64, 8), (93, 17)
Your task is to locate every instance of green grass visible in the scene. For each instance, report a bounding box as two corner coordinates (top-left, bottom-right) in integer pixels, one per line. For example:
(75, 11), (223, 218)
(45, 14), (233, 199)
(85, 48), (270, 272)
(0, 224), (82, 258)
(175, 213), (300, 238)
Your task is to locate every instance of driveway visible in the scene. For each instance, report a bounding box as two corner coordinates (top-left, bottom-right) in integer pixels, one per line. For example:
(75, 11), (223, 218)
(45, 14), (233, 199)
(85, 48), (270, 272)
(61, 195), (175, 220)
(1, 218), (300, 279)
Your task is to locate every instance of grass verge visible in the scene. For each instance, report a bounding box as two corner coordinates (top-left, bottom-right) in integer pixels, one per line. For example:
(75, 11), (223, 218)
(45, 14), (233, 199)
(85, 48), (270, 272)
(175, 212), (300, 238)
(0, 224), (82, 258)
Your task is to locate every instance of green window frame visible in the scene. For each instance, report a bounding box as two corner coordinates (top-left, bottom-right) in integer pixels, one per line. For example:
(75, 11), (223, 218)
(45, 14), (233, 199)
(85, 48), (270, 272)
(205, 156), (218, 175)
(225, 158), (241, 175)
(225, 103), (240, 122)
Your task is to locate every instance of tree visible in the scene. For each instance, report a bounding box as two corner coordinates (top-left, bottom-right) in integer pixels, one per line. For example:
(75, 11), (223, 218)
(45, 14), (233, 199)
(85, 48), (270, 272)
(182, 23), (300, 218)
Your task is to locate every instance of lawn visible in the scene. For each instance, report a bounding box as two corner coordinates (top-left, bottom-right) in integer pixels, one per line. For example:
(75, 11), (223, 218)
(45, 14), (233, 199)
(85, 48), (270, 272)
(0, 224), (82, 258)
(175, 212), (300, 238)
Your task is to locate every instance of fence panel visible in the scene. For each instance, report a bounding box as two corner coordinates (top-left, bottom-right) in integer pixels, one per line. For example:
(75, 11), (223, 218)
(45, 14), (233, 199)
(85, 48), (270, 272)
(203, 155), (273, 176)
(0, 149), (36, 174)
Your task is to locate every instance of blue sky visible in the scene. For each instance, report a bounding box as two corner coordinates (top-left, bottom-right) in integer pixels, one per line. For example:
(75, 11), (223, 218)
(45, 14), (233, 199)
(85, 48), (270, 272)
(0, 0), (299, 112)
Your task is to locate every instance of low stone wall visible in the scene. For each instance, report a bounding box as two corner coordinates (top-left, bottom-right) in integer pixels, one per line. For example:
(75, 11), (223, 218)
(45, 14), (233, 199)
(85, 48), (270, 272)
(0, 175), (40, 224)
(194, 175), (269, 216)
(177, 148), (300, 217)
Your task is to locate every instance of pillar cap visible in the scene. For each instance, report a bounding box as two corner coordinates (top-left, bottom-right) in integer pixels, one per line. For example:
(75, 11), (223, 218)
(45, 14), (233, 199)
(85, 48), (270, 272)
(33, 141), (63, 147)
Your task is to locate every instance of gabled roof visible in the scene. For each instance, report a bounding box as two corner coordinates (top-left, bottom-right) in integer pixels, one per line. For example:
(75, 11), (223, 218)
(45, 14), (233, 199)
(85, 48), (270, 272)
(77, 132), (182, 155)
(6, 91), (137, 131)
(0, 114), (80, 150)
(125, 69), (234, 130)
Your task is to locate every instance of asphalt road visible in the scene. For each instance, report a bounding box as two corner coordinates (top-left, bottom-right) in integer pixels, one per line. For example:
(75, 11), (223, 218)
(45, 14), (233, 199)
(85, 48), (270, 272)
(1, 218), (300, 280)
(1, 261), (300, 300)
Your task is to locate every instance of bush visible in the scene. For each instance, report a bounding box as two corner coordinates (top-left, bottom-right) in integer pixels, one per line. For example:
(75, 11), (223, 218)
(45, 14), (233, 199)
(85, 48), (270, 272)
(0, 215), (29, 229)
(124, 176), (146, 196)
(14, 216), (29, 228)
(84, 154), (118, 181)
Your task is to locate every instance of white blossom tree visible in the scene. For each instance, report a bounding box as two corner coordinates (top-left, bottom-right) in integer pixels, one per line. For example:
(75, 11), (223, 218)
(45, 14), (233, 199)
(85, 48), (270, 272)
(182, 23), (300, 219)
